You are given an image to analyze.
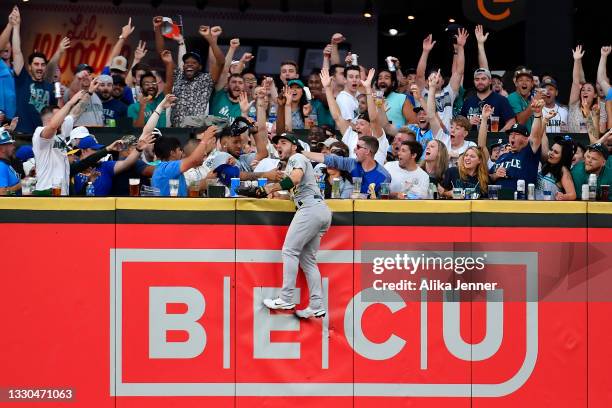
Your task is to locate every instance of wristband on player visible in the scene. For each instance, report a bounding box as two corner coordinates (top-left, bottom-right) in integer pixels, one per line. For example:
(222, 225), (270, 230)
(279, 176), (294, 190)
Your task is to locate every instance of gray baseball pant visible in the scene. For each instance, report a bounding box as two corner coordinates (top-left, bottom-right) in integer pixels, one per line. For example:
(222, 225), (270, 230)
(280, 203), (332, 310)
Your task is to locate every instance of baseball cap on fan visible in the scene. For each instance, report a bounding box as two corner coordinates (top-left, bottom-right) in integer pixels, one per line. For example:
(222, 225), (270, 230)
(110, 56), (128, 73)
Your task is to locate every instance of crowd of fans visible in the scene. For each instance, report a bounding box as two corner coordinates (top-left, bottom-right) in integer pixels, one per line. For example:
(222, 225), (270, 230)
(0, 6), (611, 200)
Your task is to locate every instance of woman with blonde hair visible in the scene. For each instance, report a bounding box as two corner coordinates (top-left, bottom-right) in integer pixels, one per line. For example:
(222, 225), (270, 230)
(420, 139), (449, 185)
(439, 146), (490, 198)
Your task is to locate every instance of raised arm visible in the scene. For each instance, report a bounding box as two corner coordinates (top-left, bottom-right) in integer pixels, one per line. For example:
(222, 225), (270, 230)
(362, 68), (383, 138)
(0, 8), (14, 51)
(160, 50), (175, 95)
(105, 18), (135, 68)
(254, 92), (270, 161)
(322, 44), (332, 74)
(330, 33), (344, 66)
(283, 86), (293, 132)
(301, 150), (325, 163)
(402, 96), (417, 124)
(449, 28), (468, 93)
(379, 100), (398, 137)
(41, 91), (86, 139)
(320, 69), (350, 134)
(475, 25), (489, 70)
(597, 46), (611, 95)
(152, 16), (165, 55)
(528, 99), (545, 153)
(478, 104), (493, 156)
(143, 94), (176, 134)
(216, 38), (240, 92)
(426, 70), (443, 135)
(198, 25), (225, 83)
(587, 103), (601, 144)
(180, 126), (218, 173)
(125, 41), (147, 88)
(113, 133), (155, 174)
(569, 45), (585, 105)
(45, 37), (70, 82)
(416, 34), (436, 91)
(9, 8), (23, 76)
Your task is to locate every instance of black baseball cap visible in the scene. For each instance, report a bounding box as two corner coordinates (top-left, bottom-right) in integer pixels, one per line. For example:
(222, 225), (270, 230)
(272, 133), (303, 152)
(182, 52), (202, 64)
(506, 123), (529, 137)
(587, 143), (610, 160)
(541, 78), (558, 89)
(490, 138), (505, 149)
(75, 63), (94, 74)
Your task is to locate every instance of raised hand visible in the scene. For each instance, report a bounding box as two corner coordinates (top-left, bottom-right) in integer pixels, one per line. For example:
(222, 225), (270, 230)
(481, 104), (494, 119)
(572, 45), (584, 60)
(138, 94), (153, 106)
(88, 77), (100, 94)
(331, 33), (346, 45)
(137, 132), (155, 150)
(239, 91), (250, 113)
(428, 69), (441, 88)
(199, 25), (212, 41)
(107, 140), (124, 152)
(277, 87), (287, 106)
(59, 37), (71, 53)
(134, 41), (147, 61)
(240, 52), (254, 64)
(230, 38), (240, 49)
(160, 49), (173, 65)
(302, 103), (312, 117)
(152, 16), (163, 30)
(319, 69), (332, 89)
(344, 52), (353, 66)
(69, 90), (87, 105)
(475, 25), (489, 44)
(455, 27), (469, 48)
(530, 98), (545, 115)
(361, 68), (375, 90)
(161, 94), (178, 109)
(544, 109), (557, 123)
(601, 45), (612, 57)
(203, 125), (218, 141)
(210, 26), (223, 38)
(323, 44), (333, 58)
(8, 6), (20, 26)
(121, 18), (135, 39)
(422, 34), (436, 52)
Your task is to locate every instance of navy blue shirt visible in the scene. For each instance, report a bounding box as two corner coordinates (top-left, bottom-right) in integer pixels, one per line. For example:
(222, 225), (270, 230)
(323, 154), (391, 196)
(102, 98), (128, 122)
(490, 142), (541, 190)
(110, 159), (149, 196)
(14, 69), (56, 134)
(460, 91), (515, 130)
(74, 161), (116, 196)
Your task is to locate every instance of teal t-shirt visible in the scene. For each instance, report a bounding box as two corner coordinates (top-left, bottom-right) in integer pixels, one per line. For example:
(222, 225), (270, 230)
(507, 91), (532, 132)
(127, 92), (167, 128)
(210, 90), (241, 123)
(311, 98), (335, 129)
(571, 157), (612, 200)
(386, 91), (407, 128)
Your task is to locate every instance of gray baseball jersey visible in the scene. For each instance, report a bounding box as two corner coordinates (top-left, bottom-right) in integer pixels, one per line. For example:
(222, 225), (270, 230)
(285, 153), (320, 206)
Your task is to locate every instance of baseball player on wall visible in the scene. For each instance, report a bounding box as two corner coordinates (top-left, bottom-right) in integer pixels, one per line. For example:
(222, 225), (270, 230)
(262, 133), (332, 319)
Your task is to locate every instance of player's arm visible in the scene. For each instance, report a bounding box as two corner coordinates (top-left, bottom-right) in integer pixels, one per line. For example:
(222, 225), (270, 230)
(263, 168), (304, 195)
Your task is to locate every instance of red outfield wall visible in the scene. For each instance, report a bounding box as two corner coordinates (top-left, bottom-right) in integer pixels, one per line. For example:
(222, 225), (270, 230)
(0, 198), (610, 407)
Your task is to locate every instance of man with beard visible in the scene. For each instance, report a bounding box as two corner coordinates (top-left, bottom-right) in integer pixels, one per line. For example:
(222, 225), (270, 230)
(541, 78), (569, 133)
(460, 68), (516, 131)
(508, 67), (542, 132)
(336, 65), (361, 121)
(9, 6), (57, 134)
(97, 75), (127, 125)
(170, 25), (225, 127)
(127, 50), (175, 128)
(210, 74), (245, 123)
(65, 65), (104, 127)
(262, 132), (332, 319)
(489, 99), (545, 192)
(572, 142), (612, 200)
(376, 68), (415, 128)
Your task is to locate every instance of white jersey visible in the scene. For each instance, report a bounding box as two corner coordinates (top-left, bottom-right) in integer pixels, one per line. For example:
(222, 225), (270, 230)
(32, 116), (74, 195)
(543, 104), (569, 134)
(336, 90), (359, 121)
(422, 84), (456, 131)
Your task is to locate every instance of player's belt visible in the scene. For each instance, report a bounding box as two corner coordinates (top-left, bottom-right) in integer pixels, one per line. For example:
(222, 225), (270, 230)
(296, 195), (323, 208)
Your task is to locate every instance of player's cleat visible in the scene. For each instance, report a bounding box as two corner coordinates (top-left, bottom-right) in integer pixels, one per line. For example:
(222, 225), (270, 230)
(295, 307), (326, 319)
(263, 297), (296, 310)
